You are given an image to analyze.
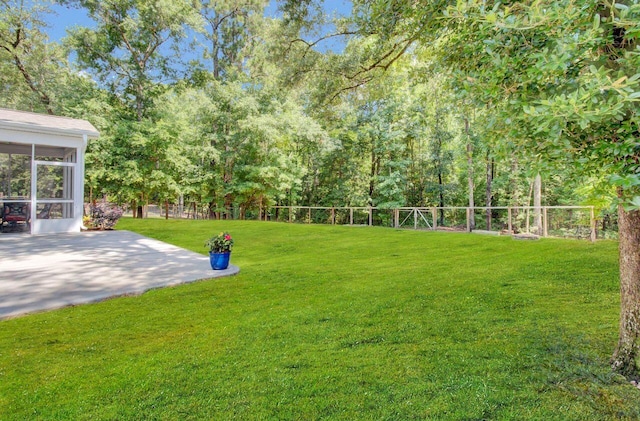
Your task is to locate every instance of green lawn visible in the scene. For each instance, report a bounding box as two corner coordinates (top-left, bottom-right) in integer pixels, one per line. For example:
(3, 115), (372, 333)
(1, 218), (637, 419)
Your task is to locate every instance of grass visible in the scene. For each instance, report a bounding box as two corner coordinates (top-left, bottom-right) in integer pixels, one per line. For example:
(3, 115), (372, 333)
(0, 218), (638, 419)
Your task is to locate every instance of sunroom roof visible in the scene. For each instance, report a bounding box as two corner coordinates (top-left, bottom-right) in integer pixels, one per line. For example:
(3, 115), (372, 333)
(0, 108), (99, 139)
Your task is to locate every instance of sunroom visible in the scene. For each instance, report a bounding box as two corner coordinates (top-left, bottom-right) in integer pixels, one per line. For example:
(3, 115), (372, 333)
(0, 109), (99, 235)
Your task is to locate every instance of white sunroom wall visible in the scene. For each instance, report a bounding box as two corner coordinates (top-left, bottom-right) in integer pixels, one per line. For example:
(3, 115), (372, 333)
(0, 128), (86, 234)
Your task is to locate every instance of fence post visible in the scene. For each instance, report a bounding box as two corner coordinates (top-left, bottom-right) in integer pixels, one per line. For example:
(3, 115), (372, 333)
(331, 207), (335, 225)
(508, 207), (512, 234)
(308, 207), (311, 223)
(350, 208), (353, 225)
(289, 206), (292, 223)
(543, 207), (548, 237)
(414, 208), (418, 230)
(466, 208), (471, 232)
(590, 206), (596, 242)
(432, 208), (437, 229)
(369, 207), (373, 226)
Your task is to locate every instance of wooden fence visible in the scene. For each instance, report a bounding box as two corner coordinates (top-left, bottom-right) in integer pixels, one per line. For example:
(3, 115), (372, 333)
(264, 205), (598, 241)
(127, 204), (600, 241)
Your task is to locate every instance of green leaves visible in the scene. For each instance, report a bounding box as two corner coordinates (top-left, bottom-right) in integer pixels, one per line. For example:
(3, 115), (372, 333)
(66, 0), (202, 120)
(611, 174), (640, 190)
(610, 175), (640, 210)
(626, 196), (640, 211)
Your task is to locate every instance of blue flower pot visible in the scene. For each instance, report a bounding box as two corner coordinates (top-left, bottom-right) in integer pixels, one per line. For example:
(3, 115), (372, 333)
(210, 252), (231, 270)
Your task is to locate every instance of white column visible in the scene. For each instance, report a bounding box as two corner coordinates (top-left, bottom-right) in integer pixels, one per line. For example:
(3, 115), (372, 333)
(75, 134), (87, 230)
(29, 144), (36, 234)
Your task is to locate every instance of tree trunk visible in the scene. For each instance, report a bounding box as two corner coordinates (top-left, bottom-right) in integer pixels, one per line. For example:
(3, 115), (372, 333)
(213, 34), (220, 80)
(510, 155), (520, 231)
(224, 195), (233, 219)
(208, 199), (216, 220)
(486, 151), (493, 231)
(533, 173), (542, 234)
(466, 118), (475, 230)
(369, 148), (379, 201)
(135, 84), (144, 122)
(438, 171), (444, 226)
(611, 202), (640, 379)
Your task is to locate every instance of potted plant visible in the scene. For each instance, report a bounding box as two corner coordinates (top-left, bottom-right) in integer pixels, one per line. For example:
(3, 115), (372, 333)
(205, 232), (234, 270)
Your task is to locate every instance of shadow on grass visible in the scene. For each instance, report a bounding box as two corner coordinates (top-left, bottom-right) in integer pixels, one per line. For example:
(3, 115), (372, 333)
(535, 328), (640, 419)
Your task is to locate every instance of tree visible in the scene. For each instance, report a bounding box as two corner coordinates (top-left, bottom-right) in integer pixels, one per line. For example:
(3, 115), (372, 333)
(444, 1), (640, 376)
(195, 0), (266, 80)
(0, 0), (84, 115)
(60, 0), (205, 215)
(426, 105), (455, 224)
(420, 1), (640, 377)
(465, 115), (476, 230)
(62, 0), (202, 121)
(345, 0), (640, 376)
(533, 173), (542, 235)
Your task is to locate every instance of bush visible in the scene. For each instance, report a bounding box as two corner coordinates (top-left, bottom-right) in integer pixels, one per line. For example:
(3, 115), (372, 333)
(85, 202), (124, 230)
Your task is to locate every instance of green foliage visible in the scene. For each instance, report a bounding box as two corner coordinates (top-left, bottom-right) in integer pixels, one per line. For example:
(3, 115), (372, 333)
(438, 0), (640, 206)
(425, 106), (456, 209)
(1, 0), (623, 222)
(185, 80), (324, 214)
(63, 0), (203, 120)
(195, 0), (267, 80)
(0, 219), (634, 419)
(0, 0), (99, 115)
(205, 231), (234, 253)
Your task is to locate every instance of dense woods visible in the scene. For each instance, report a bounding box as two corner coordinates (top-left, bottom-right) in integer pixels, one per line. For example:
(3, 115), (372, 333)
(0, 0), (617, 219)
(2, 0), (640, 376)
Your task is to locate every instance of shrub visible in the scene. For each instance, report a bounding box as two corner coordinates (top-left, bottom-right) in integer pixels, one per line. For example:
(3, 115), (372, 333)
(85, 202), (124, 230)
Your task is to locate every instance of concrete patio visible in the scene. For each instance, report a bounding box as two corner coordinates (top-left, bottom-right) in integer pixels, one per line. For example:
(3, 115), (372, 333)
(0, 230), (239, 320)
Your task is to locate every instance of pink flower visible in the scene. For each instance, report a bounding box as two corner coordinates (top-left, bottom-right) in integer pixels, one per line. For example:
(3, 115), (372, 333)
(225, 235), (231, 240)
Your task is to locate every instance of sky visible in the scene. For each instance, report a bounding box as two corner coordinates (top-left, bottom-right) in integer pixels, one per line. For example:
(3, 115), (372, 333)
(43, 1), (353, 53)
